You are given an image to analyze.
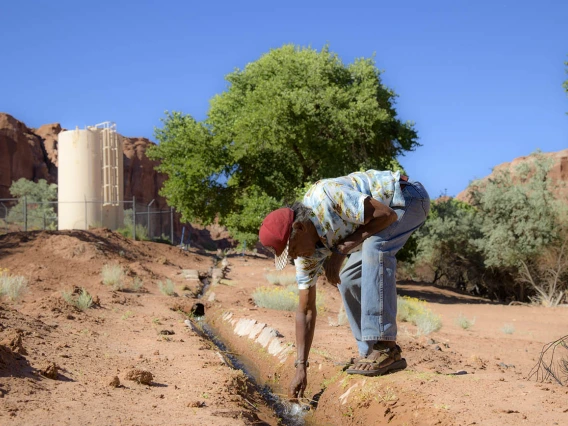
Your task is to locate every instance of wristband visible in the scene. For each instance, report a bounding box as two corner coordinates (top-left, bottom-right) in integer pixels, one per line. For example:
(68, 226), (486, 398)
(294, 360), (309, 368)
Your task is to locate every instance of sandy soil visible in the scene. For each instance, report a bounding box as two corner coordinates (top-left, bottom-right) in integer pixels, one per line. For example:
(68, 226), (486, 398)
(1, 229), (567, 425)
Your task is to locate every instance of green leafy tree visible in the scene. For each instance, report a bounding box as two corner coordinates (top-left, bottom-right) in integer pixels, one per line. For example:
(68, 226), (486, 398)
(148, 44), (419, 244)
(469, 151), (568, 303)
(7, 179), (58, 230)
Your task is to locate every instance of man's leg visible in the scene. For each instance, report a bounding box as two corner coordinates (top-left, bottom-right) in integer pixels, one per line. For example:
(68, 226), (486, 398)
(339, 182), (430, 368)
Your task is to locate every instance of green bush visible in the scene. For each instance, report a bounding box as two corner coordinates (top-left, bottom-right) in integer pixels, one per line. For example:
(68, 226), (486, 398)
(397, 296), (442, 335)
(62, 288), (93, 311)
(117, 209), (149, 241)
(6, 178), (58, 230)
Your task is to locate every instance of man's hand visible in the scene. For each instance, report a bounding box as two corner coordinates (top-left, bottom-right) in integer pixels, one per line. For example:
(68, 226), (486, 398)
(288, 366), (307, 400)
(324, 252), (346, 286)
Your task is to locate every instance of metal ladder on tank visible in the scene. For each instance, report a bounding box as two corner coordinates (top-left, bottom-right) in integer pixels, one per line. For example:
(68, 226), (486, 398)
(96, 122), (120, 206)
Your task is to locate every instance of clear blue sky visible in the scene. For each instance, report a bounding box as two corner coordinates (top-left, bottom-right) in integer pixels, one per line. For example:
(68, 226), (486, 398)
(2, 0), (567, 198)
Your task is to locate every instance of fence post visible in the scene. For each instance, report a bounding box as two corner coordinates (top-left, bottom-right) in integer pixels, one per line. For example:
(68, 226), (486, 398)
(147, 199), (155, 241)
(132, 196), (136, 241)
(23, 196), (27, 232)
(170, 207), (174, 245)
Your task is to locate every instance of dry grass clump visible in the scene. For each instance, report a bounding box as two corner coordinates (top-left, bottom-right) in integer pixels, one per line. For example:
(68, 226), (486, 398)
(62, 288), (93, 311)
(455, 313), (476, 330)
(131, 277), (144, 292)
(501, 323), (515, 334)
(397, 296), (442, 335)
(158, 279), (176, 296)
(252, 285), (324, 312)
(101, 264), (125, 290)
(0, 270), (28, 302)
(265, 271), (297, 286)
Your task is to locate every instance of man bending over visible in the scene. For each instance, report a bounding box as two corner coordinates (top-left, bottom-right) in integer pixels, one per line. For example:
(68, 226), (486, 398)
(259, 169), (430, 399)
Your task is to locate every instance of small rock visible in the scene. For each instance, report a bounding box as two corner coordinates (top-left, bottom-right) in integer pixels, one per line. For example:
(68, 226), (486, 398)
(188, 400), (206, 408)
(443, 343), (450, 348)
(40, 362), (59, 379)
(427, 338), (437, 345)
(449, 370), (468, 376)
(66, 314), (75, 320)
(108, 376), (120, 388)
(125, 369), (153, 385)
(160, 330), (175, 335)
(154, 350), (160, 356)
(1, 331), (28, 355)
(434, 345), (442, 351)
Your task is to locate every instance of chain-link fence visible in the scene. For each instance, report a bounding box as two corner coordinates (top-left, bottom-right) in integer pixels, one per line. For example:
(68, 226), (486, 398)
(0, 198), (178, 244)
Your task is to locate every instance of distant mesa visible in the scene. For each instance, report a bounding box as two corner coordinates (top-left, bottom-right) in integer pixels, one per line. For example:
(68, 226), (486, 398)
(455, 149), (568, 203)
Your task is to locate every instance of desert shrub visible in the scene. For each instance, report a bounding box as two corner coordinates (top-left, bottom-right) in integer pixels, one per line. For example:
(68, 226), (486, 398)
(415, 311), (443, 335)
(265, 271), (297, 286)
(0, 273), (28, 302)
(131, 277), (144, 292)
(101, 264), (124, 290)
(455, 313), (476, 330)
(501, 323), (515, 335)
(62, 288), (93, 311)
(117, 209), (150, 241)
(397, 296), (442, 335)
(252, 285), (324, 312)
(252, 286), (298, 311)
(158, 279), (176, 296)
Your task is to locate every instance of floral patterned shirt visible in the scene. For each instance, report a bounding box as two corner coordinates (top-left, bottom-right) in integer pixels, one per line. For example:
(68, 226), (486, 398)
(294, 170), (405, 290)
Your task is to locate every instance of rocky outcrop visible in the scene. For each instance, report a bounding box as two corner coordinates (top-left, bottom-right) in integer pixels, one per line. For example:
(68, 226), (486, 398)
(0, 113), (56, 199)
(34, 122), (61, 180)
(456, 149), (568, 203)
(122, 137), (167, 208)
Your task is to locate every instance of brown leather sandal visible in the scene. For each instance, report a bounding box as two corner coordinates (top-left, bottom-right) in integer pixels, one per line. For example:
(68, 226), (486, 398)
(345, 344), (407, 376)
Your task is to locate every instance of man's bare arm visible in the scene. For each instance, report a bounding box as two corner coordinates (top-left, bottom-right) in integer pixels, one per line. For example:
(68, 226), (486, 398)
(288, 286), (317, 398)
(338, 197), (397, 254)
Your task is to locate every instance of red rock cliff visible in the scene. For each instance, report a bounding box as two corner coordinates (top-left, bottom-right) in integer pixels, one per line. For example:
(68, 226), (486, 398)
(0, 113), (57, 198)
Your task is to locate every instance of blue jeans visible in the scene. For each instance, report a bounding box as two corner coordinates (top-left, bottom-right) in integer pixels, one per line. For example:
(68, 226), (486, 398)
(338, 180), (430, 356)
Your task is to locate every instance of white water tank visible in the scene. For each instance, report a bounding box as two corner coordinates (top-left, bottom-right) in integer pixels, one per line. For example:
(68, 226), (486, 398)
(58, 123), (124, 230)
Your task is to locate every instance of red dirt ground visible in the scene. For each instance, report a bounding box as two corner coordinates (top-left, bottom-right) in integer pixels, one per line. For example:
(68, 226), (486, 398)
(1, 229), (567, 425)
